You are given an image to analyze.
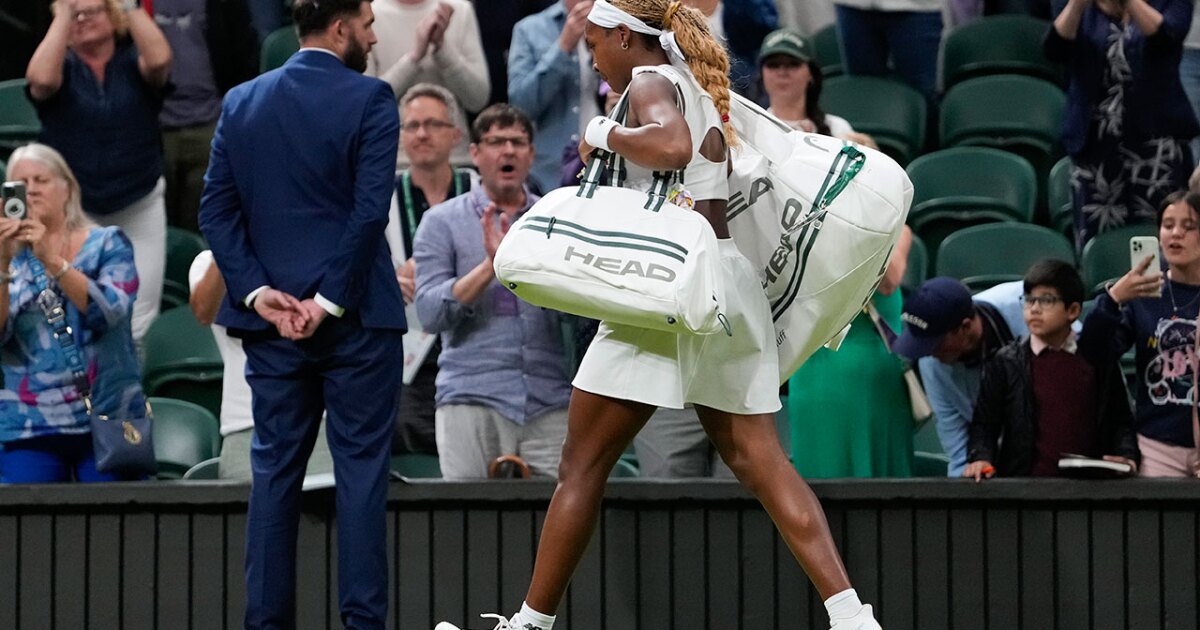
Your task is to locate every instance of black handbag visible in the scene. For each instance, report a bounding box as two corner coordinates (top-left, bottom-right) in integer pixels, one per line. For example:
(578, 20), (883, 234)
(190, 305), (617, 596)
(29, 255), (156, 477)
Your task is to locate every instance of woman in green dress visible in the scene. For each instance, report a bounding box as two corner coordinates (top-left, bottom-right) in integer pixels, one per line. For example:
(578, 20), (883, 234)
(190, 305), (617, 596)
(789, 226), (915, 478)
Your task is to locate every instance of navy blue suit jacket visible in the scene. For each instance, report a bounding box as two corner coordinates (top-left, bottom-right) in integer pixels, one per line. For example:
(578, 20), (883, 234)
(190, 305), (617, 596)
(199, 49), (406, 333)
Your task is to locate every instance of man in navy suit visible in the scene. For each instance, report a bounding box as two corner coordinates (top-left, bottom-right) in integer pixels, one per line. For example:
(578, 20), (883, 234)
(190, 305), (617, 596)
(197, 1), (405, 628)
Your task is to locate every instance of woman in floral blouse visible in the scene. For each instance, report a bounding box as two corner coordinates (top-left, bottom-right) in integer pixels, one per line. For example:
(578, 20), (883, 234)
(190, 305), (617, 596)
(0, 143), (146, 482)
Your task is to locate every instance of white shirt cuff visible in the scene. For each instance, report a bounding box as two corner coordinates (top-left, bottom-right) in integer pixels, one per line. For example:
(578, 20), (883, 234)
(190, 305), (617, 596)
(314, 293), (345, 318)
(244, 285), (268, 308)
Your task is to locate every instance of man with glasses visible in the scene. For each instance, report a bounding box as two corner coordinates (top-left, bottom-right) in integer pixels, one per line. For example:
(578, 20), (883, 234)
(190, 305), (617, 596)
(386, 83), (476, 457)
(963, 260), (1139, 480)
(894, 277), (1027, 476)
(412, 103), (572, 479)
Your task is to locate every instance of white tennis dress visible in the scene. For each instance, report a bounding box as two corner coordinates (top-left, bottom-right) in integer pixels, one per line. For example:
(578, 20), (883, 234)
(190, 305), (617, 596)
(572, 64), (781, 415)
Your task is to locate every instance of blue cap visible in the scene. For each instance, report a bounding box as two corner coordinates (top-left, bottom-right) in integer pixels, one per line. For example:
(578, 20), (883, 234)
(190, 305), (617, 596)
(893, 277), (975, 360)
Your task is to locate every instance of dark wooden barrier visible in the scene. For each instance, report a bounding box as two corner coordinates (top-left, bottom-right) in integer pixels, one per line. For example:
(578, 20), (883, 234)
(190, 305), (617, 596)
(1, 479), (1198, 629)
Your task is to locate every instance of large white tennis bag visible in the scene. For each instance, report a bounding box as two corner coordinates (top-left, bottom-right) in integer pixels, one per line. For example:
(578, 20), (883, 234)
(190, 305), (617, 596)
(727, 94), (913, 382)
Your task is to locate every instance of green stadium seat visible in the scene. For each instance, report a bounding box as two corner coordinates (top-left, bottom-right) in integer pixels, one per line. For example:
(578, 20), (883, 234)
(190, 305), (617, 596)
(912, 416), (948, 477)
(150, 397), (221, 479)
(940, 75), (1066, 215)
(942, 15), (1062, 90)
(162, 227), (207, 311)
(1048, 156), (1073, 241)
(0, 79), (41, 152)
(811, 23), (843, 78)
(936, 223), (1075, 292)
(183, 456), (221, 480)
(142, 307), (223, 418)
(905, 147), (1037, 270)
(390, 453), (442, 479)
(1080, 224), (1158, 293)
(903, 232), (929, 295)
(260, 26), (300, 74)
(821, 76), (926, 165)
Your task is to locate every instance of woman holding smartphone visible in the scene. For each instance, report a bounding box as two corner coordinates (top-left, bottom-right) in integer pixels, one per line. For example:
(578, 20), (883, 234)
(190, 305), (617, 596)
(1081, 190), (1200, 477)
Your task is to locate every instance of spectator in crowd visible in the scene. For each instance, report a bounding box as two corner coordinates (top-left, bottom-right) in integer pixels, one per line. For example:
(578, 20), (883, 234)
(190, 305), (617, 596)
(1046, 0), (1198, 250)
(188, 251), (335, 480)
(964, 260), (1139, 480)
(198, 0), (406, 625)
(153, 0), (259, 232)
(757, 27), (878, 149)
(682, 0), (777, 95)
(475, 0), (558, 107)
(508, 0), (599, 193)
(387, 83), (475, 456)
(1179, 0), (1200, 163)
(1082, 191), (1200, 477)
(895, 277), (1028, 476)
(832, 0), (942, 105)
(0, 143), (146, 483)
(366, 0), (490, 168)
(26, 0), (172, 342)
(789, 226), (915, 478)
(413, 104), (572, 480)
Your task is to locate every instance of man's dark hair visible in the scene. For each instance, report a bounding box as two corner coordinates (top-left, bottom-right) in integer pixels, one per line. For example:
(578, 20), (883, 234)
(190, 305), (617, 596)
(293, 0), (367, 39)
(1156, 189), (1200, 226)
(470, 104), (535, 144)
(1023, 259), (1085, 308)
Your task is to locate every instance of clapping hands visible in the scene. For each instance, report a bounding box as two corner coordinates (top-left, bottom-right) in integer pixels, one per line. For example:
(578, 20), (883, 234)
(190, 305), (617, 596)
(253, 289), (328, 341)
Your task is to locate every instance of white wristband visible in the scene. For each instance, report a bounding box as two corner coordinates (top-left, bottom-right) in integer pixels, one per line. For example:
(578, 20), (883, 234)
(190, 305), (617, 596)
(584, 116), (619, 152)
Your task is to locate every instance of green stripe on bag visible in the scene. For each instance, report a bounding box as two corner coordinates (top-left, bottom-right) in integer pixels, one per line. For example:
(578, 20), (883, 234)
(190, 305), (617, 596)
(518, 224), (687, 264)
(524, 216), (689, 255)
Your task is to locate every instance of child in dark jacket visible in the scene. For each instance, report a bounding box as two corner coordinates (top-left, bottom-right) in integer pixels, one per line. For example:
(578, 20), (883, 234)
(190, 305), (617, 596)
(964, 260), (1140, 480)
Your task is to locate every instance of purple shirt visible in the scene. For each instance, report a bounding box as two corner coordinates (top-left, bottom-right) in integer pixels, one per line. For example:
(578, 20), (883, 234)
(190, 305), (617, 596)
(412, 186), (572, 425)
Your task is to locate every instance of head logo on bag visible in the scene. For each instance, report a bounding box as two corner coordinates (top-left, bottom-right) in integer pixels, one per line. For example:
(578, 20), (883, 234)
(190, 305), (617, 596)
(563, 246), (678, 282)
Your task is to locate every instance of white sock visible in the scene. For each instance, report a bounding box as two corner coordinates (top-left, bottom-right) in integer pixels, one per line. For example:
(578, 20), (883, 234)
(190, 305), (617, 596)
(824, 588), (864, 620)
(514, 602), (555, 630)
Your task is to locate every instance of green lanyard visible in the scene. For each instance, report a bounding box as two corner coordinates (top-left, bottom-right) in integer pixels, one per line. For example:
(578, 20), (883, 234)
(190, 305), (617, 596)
(402, 169), (467, 242)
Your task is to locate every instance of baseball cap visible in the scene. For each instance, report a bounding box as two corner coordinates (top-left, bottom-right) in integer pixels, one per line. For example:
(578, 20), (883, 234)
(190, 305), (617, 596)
(758, 29), (813, 65)
(893, 277), (976, 360)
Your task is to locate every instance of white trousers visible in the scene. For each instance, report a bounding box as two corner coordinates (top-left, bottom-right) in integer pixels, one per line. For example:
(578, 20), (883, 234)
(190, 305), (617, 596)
(92, 178), (166, 342)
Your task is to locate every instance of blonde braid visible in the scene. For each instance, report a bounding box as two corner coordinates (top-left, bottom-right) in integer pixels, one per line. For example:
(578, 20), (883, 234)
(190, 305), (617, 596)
(613, 0), (738, 146)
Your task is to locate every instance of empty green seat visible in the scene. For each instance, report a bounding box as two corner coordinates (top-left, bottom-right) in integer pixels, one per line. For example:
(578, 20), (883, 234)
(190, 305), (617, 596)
(937, 223), (1075, 292)
(1080, 224), (1158, 293)
(162, 227), (207, 311)
(260, 26), (300, 74)
(821, 76), (926, 165)
(912, 415), (948, 477)
(0, 79), (41, 151)
(1048, 155), (1073, 241)
(150, 397), (221, 479)
(902, 233), (929, 294)
(811, 23), (843, 78)
(183, 457), (221, 480)
(390, 453), (442, 479)
(940, 75), (1066, 213)
(942, 15), (1062, 90)
(906, 147), (1037, 269)
(143, 306), (223, 417)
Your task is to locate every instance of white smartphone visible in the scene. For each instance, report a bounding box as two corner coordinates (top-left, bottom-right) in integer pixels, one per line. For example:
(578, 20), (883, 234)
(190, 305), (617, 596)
(1129, 236), (1160, 278)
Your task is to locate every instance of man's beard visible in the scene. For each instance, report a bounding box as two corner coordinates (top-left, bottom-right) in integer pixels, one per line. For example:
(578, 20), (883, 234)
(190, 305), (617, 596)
(344, 39), (369, 73)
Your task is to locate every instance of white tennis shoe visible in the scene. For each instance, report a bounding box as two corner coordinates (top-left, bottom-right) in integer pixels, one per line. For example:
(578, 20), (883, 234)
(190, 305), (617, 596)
(829, 604), (882, 629)
(435, 613), (546, 630)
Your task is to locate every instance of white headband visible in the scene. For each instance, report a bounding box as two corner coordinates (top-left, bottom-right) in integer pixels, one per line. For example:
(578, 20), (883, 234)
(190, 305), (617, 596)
(587, 0), (688, 64)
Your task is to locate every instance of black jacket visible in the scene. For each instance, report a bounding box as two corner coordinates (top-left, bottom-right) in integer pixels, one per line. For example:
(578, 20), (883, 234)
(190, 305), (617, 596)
(967, 337), (1140, 476)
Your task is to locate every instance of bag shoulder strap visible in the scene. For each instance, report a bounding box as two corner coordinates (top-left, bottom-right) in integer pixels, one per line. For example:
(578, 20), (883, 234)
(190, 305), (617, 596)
(576, 89), (679, 212)
(26, 255), (92, 411)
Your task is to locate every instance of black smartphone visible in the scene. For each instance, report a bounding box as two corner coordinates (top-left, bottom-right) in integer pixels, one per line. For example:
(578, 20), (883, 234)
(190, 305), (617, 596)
(2, 181), (27, 220)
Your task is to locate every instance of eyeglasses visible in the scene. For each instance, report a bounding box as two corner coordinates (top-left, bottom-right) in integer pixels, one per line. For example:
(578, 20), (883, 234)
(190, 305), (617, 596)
(73, 5), (107, 22)
(401, 119), (455, 133)
(478, 136), (531, 149)
(1021, 294), (1063, 308)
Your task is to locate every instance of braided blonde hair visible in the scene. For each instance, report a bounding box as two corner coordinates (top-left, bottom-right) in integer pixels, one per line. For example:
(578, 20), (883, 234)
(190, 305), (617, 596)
(612, 0), (737, 145)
